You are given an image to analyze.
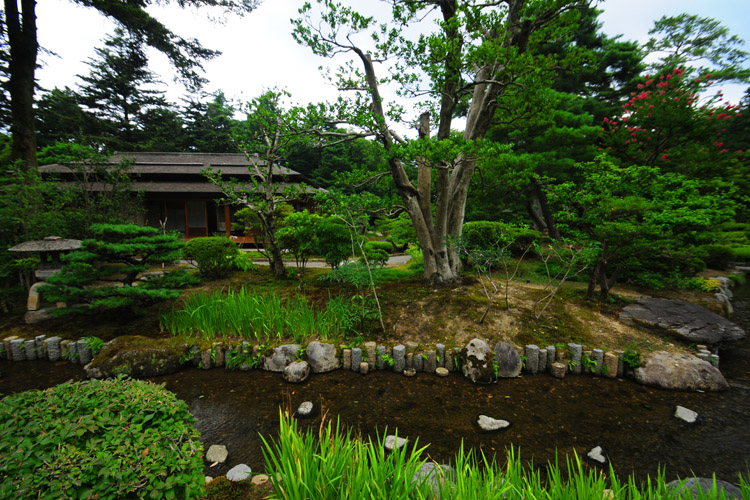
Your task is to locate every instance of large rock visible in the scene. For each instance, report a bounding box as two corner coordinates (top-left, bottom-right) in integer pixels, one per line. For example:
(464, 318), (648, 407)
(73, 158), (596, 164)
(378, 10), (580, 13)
(263, 344), (300, 372)
(84, 336), (188, 379)
(461, 338), (494, 384)
(634, 351), (729, 391)
(283, 361), (310, 383)
(494, 341), (522, 378)
(226, 464), (252, 482)
(620, 297), (745, 345)
(665, 478), (743, 500)
(412, 463), (454, 499)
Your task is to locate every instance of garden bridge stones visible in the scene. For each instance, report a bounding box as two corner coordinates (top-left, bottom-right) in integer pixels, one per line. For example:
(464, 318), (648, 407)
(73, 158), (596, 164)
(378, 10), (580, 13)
(619, 297), (745, 345)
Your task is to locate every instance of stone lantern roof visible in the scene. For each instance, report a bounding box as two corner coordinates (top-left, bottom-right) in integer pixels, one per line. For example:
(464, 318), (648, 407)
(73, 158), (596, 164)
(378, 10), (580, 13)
(8, 236), (82, 253)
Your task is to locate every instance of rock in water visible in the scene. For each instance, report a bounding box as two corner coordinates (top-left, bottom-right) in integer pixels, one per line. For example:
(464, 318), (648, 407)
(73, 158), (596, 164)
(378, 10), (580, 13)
(494, 341), (522, 378)
(283, 361), (310, 383)
(635, 351), (729, 391)
(384, 435), (408, 452)
(206, 444), (228, 464)
(587, 446), (607, 465)
(619, 297), (745, 344)
(477, 415), (510, 432)
(412, 463), (455, 500)
(666, 478), (743, 500)
(462, 339), (494, 383)
(226, 464), (252, 482)
(674, 405), (698, 423)
(297, 401), (314, 417)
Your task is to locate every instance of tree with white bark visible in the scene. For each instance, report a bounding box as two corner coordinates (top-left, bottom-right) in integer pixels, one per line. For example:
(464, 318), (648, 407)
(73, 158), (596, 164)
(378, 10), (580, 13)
(293, 0), (589, 285)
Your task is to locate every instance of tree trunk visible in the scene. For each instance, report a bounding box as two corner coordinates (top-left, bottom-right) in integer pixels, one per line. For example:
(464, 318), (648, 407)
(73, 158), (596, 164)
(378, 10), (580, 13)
(530, 177), (560, 240)
(5, 0), (39, 170)
(269, 244), (286, 278)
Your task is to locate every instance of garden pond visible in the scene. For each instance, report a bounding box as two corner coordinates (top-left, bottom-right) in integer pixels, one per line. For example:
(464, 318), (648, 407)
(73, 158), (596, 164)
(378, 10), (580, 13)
(1, 285), (749, 485)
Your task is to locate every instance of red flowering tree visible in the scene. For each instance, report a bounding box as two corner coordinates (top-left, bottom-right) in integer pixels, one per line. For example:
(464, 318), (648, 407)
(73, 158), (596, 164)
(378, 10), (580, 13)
(601, 68), (746, 185)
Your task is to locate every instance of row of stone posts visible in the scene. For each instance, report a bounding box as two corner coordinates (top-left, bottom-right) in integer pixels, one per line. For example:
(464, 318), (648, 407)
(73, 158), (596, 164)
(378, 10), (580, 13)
(1, 335), (93, 365)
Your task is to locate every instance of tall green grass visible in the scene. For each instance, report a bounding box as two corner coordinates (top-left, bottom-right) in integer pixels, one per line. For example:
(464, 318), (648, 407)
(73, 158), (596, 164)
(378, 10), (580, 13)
(260, 411), (749, 500)
(160, 288), (354, 343)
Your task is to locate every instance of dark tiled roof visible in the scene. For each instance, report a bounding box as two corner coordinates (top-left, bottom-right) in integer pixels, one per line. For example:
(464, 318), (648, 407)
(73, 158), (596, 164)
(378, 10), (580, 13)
(38, 151), (321, 195)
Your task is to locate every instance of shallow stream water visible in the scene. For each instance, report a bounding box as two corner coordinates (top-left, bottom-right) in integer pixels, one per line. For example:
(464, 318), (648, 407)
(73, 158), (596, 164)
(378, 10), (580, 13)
(2, 286), (750, 484)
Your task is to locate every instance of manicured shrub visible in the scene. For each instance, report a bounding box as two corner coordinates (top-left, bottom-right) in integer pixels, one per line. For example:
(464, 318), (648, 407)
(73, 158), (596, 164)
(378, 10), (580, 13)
(699, 244), (735, 270)
(316, 216), (351, 269)
(184, 235), (241, 279)
(461, 221), (542, 257)
(40, 223), (197, 313)
(362, 240), (391, 267)
(732, 246), (750, 262)
(0, 378), (204, 499)
(718, 222), (750, 232)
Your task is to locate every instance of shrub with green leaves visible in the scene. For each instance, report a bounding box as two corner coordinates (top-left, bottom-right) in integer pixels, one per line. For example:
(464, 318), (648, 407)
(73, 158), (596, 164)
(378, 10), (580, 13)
(461, 221), (541, 257)
(0, 378), (204, 499)
(699, 244), (737, 270)
(362, 241), (391, 267)
(184, 235), (241, 279)
(40, 223), (197, 313)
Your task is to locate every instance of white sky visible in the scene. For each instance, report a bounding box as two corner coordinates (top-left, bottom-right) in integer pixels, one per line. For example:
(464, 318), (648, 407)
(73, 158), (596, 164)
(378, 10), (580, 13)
(35, 0), (749, 135)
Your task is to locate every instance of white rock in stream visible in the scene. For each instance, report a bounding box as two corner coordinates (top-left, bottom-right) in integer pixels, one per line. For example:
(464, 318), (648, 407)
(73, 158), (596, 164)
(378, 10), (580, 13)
(587, 446), (607, 465)
(385, 435), (408, 452)
(674, 405), (698, 423)
(227, 464), (252, 482)
(205, 444), (228, 463)
(477, 415), (510, 431)
(297, 401), (314, 417)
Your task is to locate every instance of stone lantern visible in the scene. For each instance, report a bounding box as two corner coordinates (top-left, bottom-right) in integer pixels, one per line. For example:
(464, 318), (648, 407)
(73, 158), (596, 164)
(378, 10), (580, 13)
(8, 236), (82, 323)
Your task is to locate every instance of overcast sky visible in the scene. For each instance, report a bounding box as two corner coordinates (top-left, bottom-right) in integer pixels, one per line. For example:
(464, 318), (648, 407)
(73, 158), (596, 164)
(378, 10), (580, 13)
(35, 0), (749, 131)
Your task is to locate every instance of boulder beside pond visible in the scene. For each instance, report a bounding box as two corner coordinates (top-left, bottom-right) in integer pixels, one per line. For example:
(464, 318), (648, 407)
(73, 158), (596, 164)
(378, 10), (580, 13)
(619, 297), (745, 345)
(306, 341), (338, 373)
(634, 350), (729, 392)
(461, 338), (494, 384)
(85, 335), (189, 379)
(263, 344), (300, 372)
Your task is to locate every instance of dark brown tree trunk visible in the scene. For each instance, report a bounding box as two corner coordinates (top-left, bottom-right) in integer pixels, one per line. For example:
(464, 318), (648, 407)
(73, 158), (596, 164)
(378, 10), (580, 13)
(5, 0), (39, 170)
(530, 177), (560, 240)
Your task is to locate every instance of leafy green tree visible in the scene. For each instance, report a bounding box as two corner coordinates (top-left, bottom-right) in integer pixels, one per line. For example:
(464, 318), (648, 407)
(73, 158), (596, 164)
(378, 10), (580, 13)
(315, 215), (351, 269)
(276, 210), (321, 282)
(293, 0), (588, 285)
(76, 29), (172, 151)
(551, 157), (733, 300)
(3, 0), (257, 169)
(41, 223), (197, 313)
(601, 67), (748, 211)
(644, 14), (750, 83)
(204, 90), (319, 278)
(182, 91), (239, 153)
(35, 87), (93, 148)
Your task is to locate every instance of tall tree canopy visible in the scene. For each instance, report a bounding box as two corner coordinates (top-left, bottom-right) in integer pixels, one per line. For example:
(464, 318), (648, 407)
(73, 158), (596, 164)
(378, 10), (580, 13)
(293, 0), (589, 285)
(2, 0), (258, 169)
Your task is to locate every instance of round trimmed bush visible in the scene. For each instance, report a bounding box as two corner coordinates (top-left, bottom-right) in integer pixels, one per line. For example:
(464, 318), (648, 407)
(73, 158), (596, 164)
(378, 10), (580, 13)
(184, 236), (241, 279)
(0, 378), (204, 499)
